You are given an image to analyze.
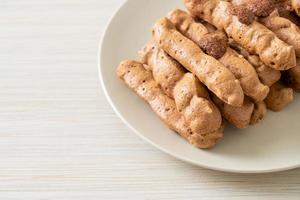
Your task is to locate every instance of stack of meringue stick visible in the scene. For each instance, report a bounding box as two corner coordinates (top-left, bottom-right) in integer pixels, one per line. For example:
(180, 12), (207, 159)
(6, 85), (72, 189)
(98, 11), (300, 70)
(117, 0), (300, 149)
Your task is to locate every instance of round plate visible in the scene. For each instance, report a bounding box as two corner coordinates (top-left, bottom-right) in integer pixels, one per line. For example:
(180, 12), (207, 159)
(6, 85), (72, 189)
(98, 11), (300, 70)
(99, 0), (300, 173)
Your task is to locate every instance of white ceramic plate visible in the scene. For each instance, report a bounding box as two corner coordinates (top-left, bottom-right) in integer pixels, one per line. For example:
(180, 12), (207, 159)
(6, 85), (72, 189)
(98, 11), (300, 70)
(99, 0), (300, 173)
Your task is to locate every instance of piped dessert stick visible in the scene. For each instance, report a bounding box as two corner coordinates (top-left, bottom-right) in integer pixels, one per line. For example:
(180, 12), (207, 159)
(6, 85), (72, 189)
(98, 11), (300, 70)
(265, 82), (294, 112)
(229, 39), (281, 87)
(117, 60), (224, 148)
(139, 42), (223, 136)
(152, 17), (244, 106)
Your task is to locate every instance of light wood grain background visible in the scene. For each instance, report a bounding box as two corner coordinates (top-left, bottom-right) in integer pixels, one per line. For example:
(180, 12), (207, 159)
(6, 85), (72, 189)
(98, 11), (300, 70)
(0, 0), (300, 199)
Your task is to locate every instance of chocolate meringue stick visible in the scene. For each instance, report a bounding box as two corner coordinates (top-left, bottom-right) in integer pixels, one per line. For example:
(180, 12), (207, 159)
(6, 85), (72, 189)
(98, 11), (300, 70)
(184, 0), (296, 70)
(237, 3), (300, 57)
(257, 10), (300, 90)
(229, 39), (281, 87)
(260, 10), (300, 57)
(167, 9), (269, 102)
(117, 60), (224, 148)
(139, 42), (222, 135)
(265, 82), (294, 112)
(152, 17), (244, 107)
(212, 95), (254, 129)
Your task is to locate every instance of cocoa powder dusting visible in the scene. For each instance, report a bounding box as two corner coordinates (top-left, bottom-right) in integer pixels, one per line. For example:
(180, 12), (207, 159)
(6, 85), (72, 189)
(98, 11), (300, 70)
(230, 5), (255, 25)
(198, 33), (228, 59)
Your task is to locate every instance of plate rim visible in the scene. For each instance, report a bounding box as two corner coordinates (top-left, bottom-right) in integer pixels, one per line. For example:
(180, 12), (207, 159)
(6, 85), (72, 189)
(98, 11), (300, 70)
(97, 0), (300, 174)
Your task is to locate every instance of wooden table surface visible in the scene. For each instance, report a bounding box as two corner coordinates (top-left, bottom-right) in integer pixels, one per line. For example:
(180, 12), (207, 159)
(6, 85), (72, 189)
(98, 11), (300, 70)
(1, 0), (300, 199)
